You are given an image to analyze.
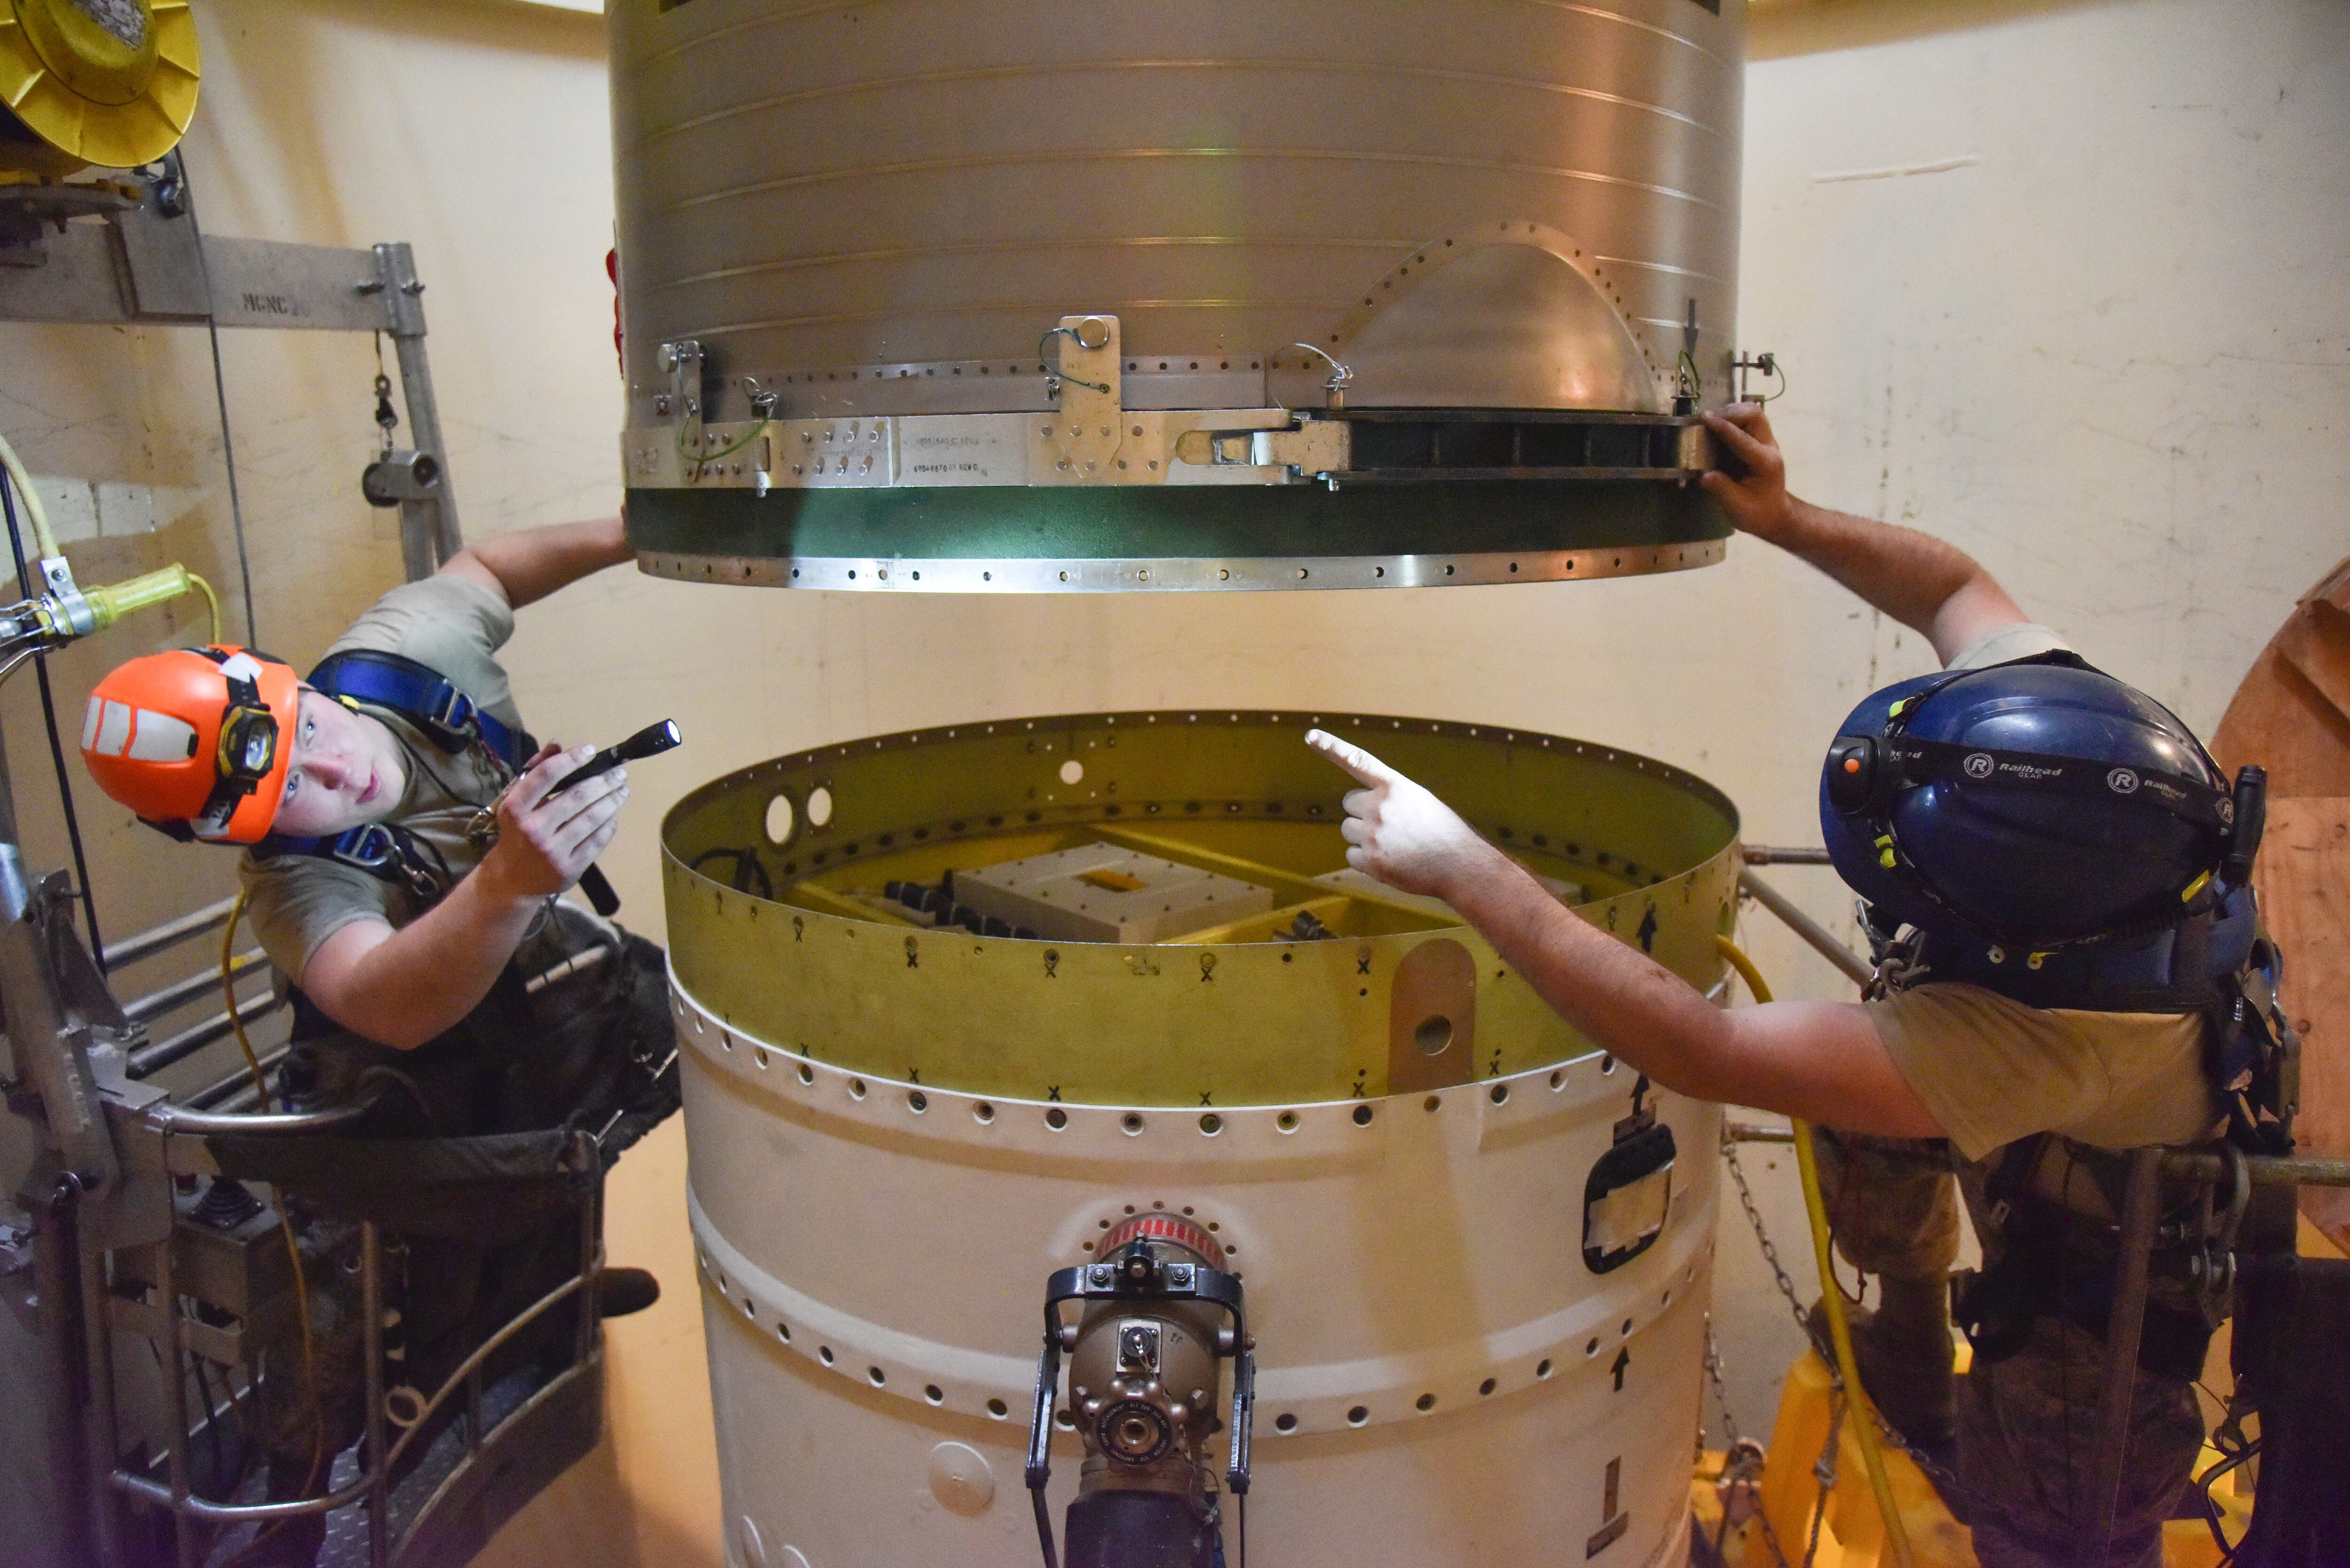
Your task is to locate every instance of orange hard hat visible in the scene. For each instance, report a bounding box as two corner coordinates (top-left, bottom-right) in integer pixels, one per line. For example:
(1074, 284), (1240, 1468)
(81, 647), (300, 843)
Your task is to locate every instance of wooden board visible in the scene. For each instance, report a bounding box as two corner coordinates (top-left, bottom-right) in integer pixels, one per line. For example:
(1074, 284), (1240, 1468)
(2212, 554), (2350, 792)
(2255, 799), (2350, 1251)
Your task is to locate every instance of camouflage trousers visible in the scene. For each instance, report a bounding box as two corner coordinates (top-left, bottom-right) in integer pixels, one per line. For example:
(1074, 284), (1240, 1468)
(1810, 1128), (2207, 1568)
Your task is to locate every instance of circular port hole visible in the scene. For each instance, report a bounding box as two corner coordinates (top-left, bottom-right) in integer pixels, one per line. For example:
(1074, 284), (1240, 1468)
(1059, 759), (1084, 785)
(805, 786), (834, 828)
(1347, 1406), (1369, 1427)
(1198, 1113), (1222, 1136)
(1277, 1111), (1299, 1133)
(1046, 1108), (1068, 1131)
(924, 1385), (944, 1405)
(1351, 1104), (1374, 1127)
(763, 793), (795, 844)
(987, 1399), (1009, 1420)
(1414, 1015), (1453, 1055)
(1489, 1084), (1510, 1106)
(1275, 1412), (1298, 1434)
(973, 1101), (995, 1123)
(1121, 1113), (1145, 1136)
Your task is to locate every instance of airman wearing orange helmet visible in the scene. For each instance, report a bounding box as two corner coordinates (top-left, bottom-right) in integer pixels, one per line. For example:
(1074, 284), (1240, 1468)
(81, 517), (646, 1050)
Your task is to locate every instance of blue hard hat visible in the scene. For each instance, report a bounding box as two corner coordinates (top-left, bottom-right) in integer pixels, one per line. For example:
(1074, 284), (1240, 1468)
(1819, 655), (2233, 949)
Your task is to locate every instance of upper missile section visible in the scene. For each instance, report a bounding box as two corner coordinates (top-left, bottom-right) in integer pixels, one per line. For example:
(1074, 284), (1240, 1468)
(610, 0), (1749, 592)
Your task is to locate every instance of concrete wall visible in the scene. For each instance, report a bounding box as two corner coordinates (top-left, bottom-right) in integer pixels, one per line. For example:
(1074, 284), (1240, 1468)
(0, 0), (2341, 1560)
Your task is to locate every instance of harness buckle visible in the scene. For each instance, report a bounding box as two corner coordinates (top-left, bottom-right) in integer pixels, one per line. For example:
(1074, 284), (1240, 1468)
(424, 685), (479, 745)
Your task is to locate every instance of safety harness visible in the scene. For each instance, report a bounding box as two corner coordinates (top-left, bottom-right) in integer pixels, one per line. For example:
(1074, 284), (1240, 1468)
(254, 649), (533, 900)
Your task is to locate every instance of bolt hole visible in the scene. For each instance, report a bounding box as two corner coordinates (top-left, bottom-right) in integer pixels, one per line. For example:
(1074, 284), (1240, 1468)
(1416, 1393), (1436, 1412)
(1479, 1378), (1496, 1396)
(776, 1323), (791, 1342)
(1198, 1113), (1222, 1136)
(848, 1077), (867, 1100)
(1550, 1069), (1565, 1090)
(754, 1047), (769, 1069)
(868, 1366), (886, 1386)
(924, 1384), (944, 1404)
(1489, 1084), (1510, 1106)
(820, 1346), (835, 1365)
(908, 1091), (927, 1114)
(1347, 1406), (1369, 1427)
(1423, 1094), (1441, 1113)
(1121, 1113), (1145, 1136)
(1599, 1054), (1617, 1075)
(987, 1399), (1009, 1419)
(1536, 1359), (1553, 1379)
(1585, 1338), (1600, 1357)
(1046, 1108), (1068, 1131)
(1351, 1104), (1374, 1127)
(974, 1101), (995, 1123)
(797, 1063), (814, 1086)
(1275, 1412), (1298, 1433)
(1277, 1112), (1299, 1133)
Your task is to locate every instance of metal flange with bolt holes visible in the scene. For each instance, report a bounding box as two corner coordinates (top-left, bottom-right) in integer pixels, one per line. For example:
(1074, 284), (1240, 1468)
(665, 710), (1735, 1566)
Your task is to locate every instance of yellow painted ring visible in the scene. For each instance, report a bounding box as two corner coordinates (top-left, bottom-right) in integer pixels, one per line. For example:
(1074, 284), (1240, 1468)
(0, 0), (200, 172)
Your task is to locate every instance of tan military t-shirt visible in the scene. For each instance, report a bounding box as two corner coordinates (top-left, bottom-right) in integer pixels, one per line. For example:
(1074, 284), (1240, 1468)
(239, 575), (525, 983)
(1868, 982), (2225, 1162)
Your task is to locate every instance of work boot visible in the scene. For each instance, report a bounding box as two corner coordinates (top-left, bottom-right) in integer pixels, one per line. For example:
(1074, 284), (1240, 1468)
(596, 1265), (661, 1319)
(1807, 1273), (1957, 1454)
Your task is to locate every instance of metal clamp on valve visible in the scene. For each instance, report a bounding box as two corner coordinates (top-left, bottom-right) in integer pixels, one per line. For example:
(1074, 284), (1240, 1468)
(1026, 1215), (1256, 1568)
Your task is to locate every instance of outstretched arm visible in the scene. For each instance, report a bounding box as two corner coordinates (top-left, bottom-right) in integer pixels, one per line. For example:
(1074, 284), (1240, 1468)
(439, 515), (632, 610)
(1700, 404), (2030, 666)
(295, 743), (632, 1049)
(1303, 729), (1944, 1137)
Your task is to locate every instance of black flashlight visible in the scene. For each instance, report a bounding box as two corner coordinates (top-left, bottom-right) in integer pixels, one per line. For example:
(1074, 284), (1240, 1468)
(546, 718), (682, 800)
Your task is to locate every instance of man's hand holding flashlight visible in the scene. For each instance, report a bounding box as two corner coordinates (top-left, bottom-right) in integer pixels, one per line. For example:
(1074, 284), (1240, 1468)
(1303, 728), (1507, 902)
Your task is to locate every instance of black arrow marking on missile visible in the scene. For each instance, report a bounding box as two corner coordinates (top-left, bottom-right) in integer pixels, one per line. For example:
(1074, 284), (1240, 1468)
(1637, 905), (1658, 954)
(1611, 1347), (1631, 1391)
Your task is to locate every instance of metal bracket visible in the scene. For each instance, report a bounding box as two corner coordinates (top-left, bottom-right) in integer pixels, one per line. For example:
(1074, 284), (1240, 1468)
(1036, 315), (1125, 482)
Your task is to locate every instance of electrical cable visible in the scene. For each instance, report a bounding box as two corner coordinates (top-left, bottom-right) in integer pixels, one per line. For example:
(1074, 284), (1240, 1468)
(169, 155), (259, 645)
(218, 887), (327, 1542)
(1716, 935), (1917, 1568)
(0, 465), (105, 969)
(0, 427), (60, 558)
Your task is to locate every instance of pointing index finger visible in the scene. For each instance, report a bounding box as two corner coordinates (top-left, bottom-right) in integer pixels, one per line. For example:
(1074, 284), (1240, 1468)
(1304, 728), (1391, 787)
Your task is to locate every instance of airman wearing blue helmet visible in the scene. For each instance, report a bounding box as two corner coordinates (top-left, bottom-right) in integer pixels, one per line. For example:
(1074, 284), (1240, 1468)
(1308, 403), (2290, 1568)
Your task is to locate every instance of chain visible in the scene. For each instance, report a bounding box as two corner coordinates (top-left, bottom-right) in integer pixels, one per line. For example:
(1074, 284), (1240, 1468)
(1720, 1125), (1839, 1366)
(1802, 1389), (1844, 1568)
(1720, 1126), (1972, 1507)
(1704, 1322), (1794, 1568)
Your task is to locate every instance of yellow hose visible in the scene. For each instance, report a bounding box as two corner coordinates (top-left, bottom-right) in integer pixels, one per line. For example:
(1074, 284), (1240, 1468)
(1715, 934), (1917, 1568)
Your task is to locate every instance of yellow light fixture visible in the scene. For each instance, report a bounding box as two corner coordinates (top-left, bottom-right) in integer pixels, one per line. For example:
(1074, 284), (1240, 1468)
(0, 0), (200, 173)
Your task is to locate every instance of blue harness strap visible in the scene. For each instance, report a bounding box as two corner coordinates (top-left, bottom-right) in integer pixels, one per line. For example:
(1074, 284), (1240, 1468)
(253, 650), (533, 889)
(305, 648), (535, 772)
